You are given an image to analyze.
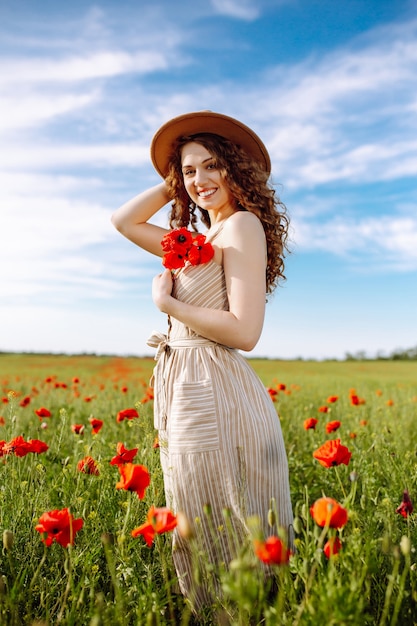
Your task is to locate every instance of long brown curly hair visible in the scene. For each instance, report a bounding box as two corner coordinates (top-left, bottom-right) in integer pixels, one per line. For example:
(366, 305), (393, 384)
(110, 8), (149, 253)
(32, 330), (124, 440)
(165, 132), (290, 294)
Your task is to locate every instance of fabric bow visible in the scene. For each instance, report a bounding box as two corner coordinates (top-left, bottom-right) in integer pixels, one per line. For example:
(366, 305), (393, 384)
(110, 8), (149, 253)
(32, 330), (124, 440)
(147, 331), (168, 362)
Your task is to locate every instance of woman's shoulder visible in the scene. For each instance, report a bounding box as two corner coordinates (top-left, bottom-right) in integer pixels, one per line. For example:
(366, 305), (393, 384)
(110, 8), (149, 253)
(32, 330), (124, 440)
(222, 210), (265, 247)
(224, 210), (263, 236)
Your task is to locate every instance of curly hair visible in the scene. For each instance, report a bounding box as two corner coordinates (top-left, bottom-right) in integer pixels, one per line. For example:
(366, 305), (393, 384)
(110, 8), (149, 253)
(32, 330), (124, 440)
(165, 132), (290, 294)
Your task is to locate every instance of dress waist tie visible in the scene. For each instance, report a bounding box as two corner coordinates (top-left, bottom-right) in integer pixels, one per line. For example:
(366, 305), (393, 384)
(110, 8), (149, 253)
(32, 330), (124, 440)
(146, 331), (225, 430)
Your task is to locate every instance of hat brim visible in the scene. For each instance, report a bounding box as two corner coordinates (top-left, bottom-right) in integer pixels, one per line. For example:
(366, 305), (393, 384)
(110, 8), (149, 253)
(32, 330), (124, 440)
(150, 111), (271, 178)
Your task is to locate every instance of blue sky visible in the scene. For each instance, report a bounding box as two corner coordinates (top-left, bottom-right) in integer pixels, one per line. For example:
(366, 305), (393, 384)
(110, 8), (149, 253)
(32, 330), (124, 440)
(1, 0), (416, 359)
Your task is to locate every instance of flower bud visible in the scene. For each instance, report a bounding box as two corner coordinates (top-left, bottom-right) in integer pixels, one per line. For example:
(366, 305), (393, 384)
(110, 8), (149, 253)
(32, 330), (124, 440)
(292, 517), (302, 535)
(400, 535), (411, 556)
(3, 530), (14, 551)
(101, 532), (114, 546)
(176, 511), (194, 540)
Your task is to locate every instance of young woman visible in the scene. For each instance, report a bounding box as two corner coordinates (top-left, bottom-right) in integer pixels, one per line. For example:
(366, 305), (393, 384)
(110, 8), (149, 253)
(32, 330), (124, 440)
(111, 111), (293, 608)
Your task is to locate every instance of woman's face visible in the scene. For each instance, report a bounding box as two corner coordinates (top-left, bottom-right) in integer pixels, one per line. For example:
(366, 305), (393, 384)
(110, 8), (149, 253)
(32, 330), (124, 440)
(180, 142), (234, 214)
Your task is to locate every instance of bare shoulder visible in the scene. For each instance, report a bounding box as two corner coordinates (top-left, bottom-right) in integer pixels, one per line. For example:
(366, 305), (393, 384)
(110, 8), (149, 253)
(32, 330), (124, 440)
(223, 210), (265, 245)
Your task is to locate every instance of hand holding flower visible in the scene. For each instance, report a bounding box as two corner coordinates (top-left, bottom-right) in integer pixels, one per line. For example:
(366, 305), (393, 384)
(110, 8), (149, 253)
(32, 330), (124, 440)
(152, 269), (174, 312)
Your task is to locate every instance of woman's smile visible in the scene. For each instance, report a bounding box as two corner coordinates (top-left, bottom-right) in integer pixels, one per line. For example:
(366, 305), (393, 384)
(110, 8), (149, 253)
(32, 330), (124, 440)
(181, 142), (234, 219)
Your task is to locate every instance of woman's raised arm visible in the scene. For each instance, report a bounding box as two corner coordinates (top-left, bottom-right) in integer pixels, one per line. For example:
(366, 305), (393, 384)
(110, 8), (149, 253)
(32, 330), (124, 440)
(111, 182), (171, 257)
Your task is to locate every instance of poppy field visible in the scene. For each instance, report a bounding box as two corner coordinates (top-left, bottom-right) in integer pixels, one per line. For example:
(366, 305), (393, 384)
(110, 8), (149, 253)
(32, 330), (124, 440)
(0, 353), (416, 625)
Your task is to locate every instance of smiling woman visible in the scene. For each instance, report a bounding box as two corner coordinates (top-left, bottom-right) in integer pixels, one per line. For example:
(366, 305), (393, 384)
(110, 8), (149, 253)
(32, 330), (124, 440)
(111, 110), (293, 610)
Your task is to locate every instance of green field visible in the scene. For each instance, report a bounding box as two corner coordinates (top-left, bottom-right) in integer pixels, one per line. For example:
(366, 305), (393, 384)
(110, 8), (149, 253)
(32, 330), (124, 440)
(0, 353), (416, 625)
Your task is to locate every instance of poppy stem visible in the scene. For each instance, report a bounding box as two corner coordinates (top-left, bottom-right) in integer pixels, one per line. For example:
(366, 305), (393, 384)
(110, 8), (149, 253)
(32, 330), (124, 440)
(334, 466), (347, 500)
(28, 543), (48, 593)
(293, 524), (328, 626)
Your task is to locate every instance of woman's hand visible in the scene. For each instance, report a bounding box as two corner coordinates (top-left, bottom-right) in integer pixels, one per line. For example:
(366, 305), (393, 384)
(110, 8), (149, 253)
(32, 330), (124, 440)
(152, 269), (174, 312)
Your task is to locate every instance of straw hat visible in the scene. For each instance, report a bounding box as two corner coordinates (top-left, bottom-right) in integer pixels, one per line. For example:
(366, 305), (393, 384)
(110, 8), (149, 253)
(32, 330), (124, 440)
(150, 110), (271, 177)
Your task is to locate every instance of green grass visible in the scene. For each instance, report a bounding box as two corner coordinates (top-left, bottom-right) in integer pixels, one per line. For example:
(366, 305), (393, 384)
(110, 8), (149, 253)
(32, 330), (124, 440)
(0, 354), (416, 625)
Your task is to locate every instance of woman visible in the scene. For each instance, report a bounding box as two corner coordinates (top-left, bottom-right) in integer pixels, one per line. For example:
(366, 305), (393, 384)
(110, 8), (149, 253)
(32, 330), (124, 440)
(111, 111), (293, 608)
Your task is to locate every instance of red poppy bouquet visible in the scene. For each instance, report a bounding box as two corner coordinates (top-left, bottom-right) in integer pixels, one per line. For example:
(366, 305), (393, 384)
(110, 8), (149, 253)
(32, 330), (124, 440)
(161, 227), (214, 270)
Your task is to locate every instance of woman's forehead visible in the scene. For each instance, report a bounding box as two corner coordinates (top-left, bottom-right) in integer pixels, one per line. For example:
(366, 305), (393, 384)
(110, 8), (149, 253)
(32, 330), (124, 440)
(180, 141), (213, 164)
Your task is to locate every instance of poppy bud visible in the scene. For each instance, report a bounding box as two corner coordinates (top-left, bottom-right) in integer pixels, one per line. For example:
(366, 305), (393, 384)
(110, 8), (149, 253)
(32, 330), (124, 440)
(2, 530), (13, 551)
(203, 503), (212, 517)
(400, 536), (411, 556)
(268, 508), (276, 528)
(176, 511), (194, 540)
(101, 532), (115, 546)
(292, 517), (302, 534)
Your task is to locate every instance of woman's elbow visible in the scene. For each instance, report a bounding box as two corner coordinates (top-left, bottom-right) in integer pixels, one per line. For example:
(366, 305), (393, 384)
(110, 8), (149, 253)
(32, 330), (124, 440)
(234, 328), (262, 352)
(111, 212), (124, 233)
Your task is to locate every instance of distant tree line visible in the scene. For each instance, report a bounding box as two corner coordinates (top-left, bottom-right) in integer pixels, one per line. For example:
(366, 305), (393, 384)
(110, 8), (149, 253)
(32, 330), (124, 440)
(345, 346), (417, 361)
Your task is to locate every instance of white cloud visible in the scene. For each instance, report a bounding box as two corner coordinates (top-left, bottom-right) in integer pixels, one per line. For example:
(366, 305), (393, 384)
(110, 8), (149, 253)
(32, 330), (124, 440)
(0, 143), (149, 169)
(1, 50), (169, 85)
(210, 0), (260, 20)
(0, 91), (99, 133)
(254, 19), (417, 187)
(292, 213), (417, 271)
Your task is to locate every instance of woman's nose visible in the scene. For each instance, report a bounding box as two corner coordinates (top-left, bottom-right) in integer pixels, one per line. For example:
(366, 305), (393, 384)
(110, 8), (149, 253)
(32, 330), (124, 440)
(194, 167), (207, 185)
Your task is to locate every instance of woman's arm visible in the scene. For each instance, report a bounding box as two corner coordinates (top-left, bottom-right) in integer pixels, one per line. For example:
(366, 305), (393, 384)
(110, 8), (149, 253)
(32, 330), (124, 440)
(111, 182), (171, 257)
(152, 211), (267, 351)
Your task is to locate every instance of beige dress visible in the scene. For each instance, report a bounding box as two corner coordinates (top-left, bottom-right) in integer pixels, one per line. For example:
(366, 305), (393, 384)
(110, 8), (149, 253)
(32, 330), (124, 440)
(149, 224), (293, 607)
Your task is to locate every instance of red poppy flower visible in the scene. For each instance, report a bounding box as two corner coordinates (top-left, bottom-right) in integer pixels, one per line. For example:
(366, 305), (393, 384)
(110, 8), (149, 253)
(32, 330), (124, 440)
(304, 417), (318, 430)
(110, 442), (138, 466)
(324, 536), (342, 558)
(0, 417), (5, 426)
(162, 250), (187, 270)
(89, 417), (104, 434)
(3, 436), (31, 457)
(19, 396), (31, 407)
(71, 424), (85, 435)
(325, 420), (341, 433)
(35, 508), (83, 547)
(187, 235), (214, 266)
(0, 440), (7, 457)
(396, 490), (413, 518)
(26, 439), (48, 454)
(327, 396), (339, 403)
(313, 439), (352, 468)
(121, 386), (128, 393)
(161, 227), (193, 254)
(310, 497), (348, 528)
(253, 536), (291, 566)
(77, 456), (100, 475)
(35, 407), (51, 419)
(116, 408), (139, 423)
(141, 387), (154, 403)
(116, 463), (150, 499)
(153, 436), (159, 449)
(161, 228), (214, 270)
(276, 383), (286, 391)
(267, 388), (278, 401)
(318, 406), (329, 413)
(131, 505), (177, 546)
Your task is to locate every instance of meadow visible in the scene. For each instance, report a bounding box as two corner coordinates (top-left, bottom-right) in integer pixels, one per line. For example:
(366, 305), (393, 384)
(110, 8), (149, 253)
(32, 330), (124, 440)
(0, 353), (416, 625)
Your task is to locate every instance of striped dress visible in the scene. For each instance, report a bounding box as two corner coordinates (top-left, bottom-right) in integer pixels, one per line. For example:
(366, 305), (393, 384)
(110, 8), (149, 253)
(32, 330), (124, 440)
(149, 225), (293, 608)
